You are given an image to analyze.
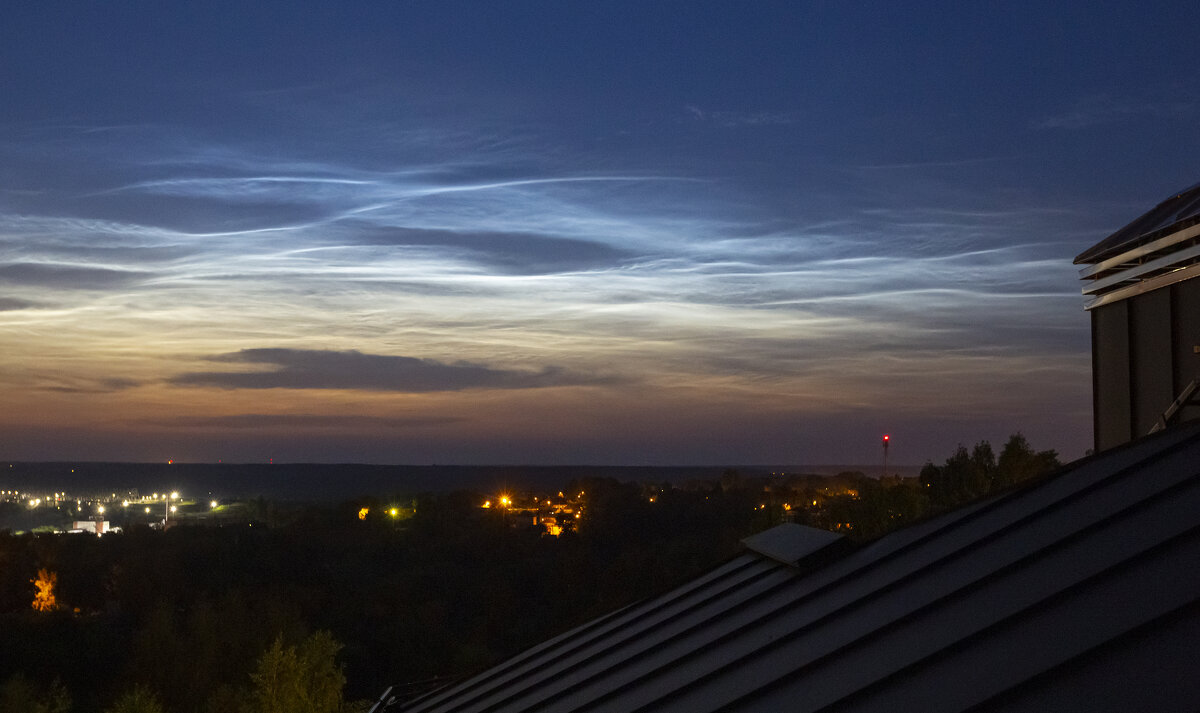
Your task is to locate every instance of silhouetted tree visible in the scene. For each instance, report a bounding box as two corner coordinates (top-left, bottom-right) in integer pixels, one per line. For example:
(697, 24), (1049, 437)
(920, 441), (994, 510)
(0, 673), (70, 713)
(996, 433), (1060, 489)
(921, 434), (1059, 513)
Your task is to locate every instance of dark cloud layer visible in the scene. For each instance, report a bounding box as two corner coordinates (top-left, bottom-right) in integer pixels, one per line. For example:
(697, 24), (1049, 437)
(154, 413), (464, 429)
(37, 377), (142, 394)
(350, 225), (640, 275)
(0, 263), (150, 289)
(0, 297), (36, 310)
(170, 348), (605, 392)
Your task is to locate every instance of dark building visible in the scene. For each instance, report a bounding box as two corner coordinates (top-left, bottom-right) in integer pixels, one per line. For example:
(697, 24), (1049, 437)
(1075, 182), (1200, 452)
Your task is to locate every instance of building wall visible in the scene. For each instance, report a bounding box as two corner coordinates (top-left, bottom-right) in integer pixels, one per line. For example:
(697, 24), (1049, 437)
(1093, 300), (1132, 451)
(1092, 277), (1200, 451)
(1129, 288), (1174, 435)
(1173, 276), (1200, 423)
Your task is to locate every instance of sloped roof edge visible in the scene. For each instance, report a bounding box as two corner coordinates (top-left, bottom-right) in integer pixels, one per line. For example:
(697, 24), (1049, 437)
(1074, 181), (1200, 265)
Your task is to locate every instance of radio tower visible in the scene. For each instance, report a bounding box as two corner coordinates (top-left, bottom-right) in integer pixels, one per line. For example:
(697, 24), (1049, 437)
(882, 434), (890, 478)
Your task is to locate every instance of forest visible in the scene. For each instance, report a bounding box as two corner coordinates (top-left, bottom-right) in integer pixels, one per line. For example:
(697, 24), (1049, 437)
(0, 434), (1058, 713)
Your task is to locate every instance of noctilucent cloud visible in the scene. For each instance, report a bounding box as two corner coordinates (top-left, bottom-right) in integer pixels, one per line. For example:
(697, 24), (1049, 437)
(2, 2), (1198, 465)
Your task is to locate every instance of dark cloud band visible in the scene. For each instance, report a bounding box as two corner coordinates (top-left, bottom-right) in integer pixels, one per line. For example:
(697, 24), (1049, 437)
(170, 348), (606, 392)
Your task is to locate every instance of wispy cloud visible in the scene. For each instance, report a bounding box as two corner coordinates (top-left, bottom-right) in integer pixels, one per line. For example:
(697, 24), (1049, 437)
(1032, 94), (1197, 130)
(685, 105), (795, 127)
(0, 110), (1097, 462)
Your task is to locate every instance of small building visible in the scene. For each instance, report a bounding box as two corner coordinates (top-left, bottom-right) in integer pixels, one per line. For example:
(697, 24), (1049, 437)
(71, 520), (110, 535)
(1075, 182), (1200, 451)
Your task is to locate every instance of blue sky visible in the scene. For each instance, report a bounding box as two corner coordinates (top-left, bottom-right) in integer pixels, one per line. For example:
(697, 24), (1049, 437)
(1, 2), (1197, 465)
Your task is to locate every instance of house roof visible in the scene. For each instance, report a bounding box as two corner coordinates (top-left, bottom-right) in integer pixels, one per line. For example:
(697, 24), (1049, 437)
(392, 420), (1200, 713)
(1074, 182), (1200, 265)
(1073, 181), (1200, 309)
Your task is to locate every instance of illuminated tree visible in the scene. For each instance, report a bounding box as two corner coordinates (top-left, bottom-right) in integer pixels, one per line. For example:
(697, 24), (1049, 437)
(250, 631), (346, 713)
(104, 685), (165, 713)
(31, 568), (60, 612)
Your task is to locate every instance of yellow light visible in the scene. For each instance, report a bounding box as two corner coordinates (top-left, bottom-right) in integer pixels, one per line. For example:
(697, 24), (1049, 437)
(210, 501), (219, 509)
(97, 505), (105, 514)
(389, 508), (398, 518)
(170, 505), (177, 513)
(170, 491), (179, 500)
(481, 500), (491, 508)
(122, 501), (129, 507)
(358, 507), (369, 520)
(144, 507), (150, 513)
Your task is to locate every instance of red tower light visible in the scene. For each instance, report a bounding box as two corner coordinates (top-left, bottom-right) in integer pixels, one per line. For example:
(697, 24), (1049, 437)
(882, 434), (890, 477)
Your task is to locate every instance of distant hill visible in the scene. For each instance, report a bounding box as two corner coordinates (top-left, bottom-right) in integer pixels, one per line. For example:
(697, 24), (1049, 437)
(1, 462), (924, 500)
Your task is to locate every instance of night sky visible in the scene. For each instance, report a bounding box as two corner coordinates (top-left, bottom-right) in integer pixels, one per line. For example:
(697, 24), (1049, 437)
(2, 2), (1198, 465)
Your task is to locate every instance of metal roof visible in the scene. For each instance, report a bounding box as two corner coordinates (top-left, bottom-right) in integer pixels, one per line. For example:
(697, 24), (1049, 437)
(388, 421), (1200, 713)
(1073, 182), (1200, 309)
(1074, 182), (1200, 265)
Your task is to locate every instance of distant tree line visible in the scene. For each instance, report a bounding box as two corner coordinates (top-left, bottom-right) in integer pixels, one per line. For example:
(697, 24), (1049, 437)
(794, 433), (1060, 540)
(918, 433), (1060, 511)
(0, 483), (767, 712)
(0, 434), (1060, 711)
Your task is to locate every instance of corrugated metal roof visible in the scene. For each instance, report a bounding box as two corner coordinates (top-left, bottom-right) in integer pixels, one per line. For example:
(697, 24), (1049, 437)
(390, 421), (1200, 713)
(1075, 182), (1200, 265)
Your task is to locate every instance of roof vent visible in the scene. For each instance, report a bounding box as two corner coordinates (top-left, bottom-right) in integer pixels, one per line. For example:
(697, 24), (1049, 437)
(740, 523), (843, 566)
